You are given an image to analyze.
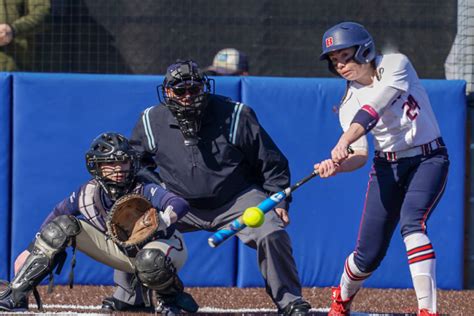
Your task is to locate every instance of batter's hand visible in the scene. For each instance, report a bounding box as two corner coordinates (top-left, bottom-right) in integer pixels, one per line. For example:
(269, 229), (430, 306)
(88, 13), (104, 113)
(14, 250), (30, 274)
(314, 159), (339, 178)
(274, 207), (289, 226)
(331, 139), (351, 163)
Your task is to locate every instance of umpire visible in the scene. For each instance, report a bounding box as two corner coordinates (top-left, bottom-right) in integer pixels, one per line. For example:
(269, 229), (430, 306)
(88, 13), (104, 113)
(107, 59), (311, 315)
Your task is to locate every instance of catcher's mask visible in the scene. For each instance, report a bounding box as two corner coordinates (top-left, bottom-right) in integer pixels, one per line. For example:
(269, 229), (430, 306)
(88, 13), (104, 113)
(85, 132), (139, 200)
(157, 59), (214, 146)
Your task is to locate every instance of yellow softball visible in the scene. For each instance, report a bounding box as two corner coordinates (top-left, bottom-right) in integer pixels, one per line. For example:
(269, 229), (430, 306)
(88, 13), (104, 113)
(242, 207), (265, 228)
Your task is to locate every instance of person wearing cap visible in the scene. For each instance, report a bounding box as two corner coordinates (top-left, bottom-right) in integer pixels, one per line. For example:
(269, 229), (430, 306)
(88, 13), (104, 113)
(204, 48), (249, 76)
(103, 59), (311, 315)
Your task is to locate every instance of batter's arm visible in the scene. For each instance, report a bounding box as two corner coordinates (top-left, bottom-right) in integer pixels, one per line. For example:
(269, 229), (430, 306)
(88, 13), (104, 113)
(337, 149), (368, 172)
(331, 123), (366, 163)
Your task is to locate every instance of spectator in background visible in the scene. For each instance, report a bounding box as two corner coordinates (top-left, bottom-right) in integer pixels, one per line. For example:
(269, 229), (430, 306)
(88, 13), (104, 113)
(0, 0), (50, 71)
(204, 48), (249, 76)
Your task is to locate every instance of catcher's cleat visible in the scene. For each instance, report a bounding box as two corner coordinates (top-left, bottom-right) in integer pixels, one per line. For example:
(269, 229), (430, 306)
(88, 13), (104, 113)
(101, 296), (154, 312)
(418, 309), (439, 316)
(174, 291), (199, 313)
(328, 286), (355, 316)
(0, 297), (28, 312)
(155, 291), (199, 315)
(155, 299), (182, 316)
(279, 298), (311, 316)
(0, 285), (29, 312)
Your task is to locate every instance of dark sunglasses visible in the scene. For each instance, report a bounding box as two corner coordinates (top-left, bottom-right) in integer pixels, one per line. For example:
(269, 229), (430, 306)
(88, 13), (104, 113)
(172, 83), (203, 96)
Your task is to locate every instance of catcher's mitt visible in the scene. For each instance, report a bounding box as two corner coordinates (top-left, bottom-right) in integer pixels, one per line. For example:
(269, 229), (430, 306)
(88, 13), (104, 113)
(106, 193), (163, 252)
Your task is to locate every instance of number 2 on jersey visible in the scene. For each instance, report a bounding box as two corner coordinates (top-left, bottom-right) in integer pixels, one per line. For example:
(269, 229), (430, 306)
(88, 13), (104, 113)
(402, 94), (420, 120)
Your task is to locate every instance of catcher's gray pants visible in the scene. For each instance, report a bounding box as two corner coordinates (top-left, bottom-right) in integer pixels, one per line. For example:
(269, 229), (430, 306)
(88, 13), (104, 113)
(75, 219), (187, 304)
(113, 186), (303, 309)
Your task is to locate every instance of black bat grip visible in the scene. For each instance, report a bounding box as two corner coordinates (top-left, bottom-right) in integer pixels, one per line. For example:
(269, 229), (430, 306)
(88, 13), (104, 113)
(290, 170), (319, 191)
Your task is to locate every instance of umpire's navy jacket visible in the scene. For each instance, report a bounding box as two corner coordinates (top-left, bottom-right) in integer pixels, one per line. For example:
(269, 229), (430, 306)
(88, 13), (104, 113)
(131, 94), (291, 210)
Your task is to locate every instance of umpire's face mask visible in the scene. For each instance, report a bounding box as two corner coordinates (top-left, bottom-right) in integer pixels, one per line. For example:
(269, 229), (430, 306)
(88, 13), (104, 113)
(164, 81), (209, 146)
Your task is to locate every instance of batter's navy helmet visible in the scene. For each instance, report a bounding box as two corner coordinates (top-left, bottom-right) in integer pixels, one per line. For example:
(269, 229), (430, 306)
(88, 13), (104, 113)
(320, 22), (375, 64)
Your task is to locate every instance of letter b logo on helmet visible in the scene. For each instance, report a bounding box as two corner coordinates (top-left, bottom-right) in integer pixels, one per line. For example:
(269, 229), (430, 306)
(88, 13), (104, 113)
(320, 22), (375, 64)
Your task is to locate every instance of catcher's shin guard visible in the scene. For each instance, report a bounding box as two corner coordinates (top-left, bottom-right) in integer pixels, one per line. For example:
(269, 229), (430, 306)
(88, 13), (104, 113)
(135, 249), (199, 313)
(0, 215), (81, 311)
(135, 248), (183, 296)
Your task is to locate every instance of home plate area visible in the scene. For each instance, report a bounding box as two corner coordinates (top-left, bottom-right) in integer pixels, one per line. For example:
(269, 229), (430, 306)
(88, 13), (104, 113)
(0, 286), (469, 315)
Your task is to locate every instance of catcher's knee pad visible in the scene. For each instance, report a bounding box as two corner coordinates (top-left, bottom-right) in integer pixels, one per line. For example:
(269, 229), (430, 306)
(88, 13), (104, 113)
(135, 248), (184, 296)
(38, 215), (81, 254)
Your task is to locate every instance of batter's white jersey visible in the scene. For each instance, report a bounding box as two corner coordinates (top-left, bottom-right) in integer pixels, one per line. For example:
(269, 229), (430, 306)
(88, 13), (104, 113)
(339, 53), (441, 152)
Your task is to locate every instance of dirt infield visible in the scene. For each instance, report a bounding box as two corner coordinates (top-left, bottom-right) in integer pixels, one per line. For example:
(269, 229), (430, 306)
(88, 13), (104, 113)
(19, 285), (473, 315)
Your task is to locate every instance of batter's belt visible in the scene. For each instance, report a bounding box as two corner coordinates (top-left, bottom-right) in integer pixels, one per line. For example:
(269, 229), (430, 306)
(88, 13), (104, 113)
(375, 137), (445, 162)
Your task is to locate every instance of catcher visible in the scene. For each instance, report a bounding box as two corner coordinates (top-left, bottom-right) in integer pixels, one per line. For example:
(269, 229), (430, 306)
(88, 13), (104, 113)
(0, 132), (198, 314)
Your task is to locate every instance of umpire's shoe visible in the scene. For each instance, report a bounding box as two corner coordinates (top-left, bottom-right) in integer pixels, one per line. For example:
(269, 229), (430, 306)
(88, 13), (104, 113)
(101, 296), (155, 313)
(279, 299), (311, 316)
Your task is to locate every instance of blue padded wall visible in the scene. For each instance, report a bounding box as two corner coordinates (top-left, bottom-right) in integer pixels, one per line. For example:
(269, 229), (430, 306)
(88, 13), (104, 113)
(10, 73), (241, 285)
(0, 73), (11, 280)
(237, 77), (466, 290)
(7, 73), (465, 289)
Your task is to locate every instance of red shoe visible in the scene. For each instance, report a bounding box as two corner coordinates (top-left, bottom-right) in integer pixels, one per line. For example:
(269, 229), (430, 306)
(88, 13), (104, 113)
(328, 286), (354, 316)
(418, 309), (439, 316)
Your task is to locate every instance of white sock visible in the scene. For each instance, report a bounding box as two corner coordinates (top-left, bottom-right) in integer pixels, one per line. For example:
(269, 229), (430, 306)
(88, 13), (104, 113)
(404, 233), (437, 313)
(340, 252), (371, 301)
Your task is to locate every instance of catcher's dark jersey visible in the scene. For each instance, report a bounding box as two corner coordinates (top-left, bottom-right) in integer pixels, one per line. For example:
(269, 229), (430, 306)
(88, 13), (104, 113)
(39, 180), (190, 233)
(131, 94), (290, 209)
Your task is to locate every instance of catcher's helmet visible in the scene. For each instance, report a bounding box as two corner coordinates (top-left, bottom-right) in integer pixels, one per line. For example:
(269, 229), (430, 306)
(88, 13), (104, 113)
(320, 22), (375, 64)
(85, 132), (139, 200)
(158, 60), (213, 146)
